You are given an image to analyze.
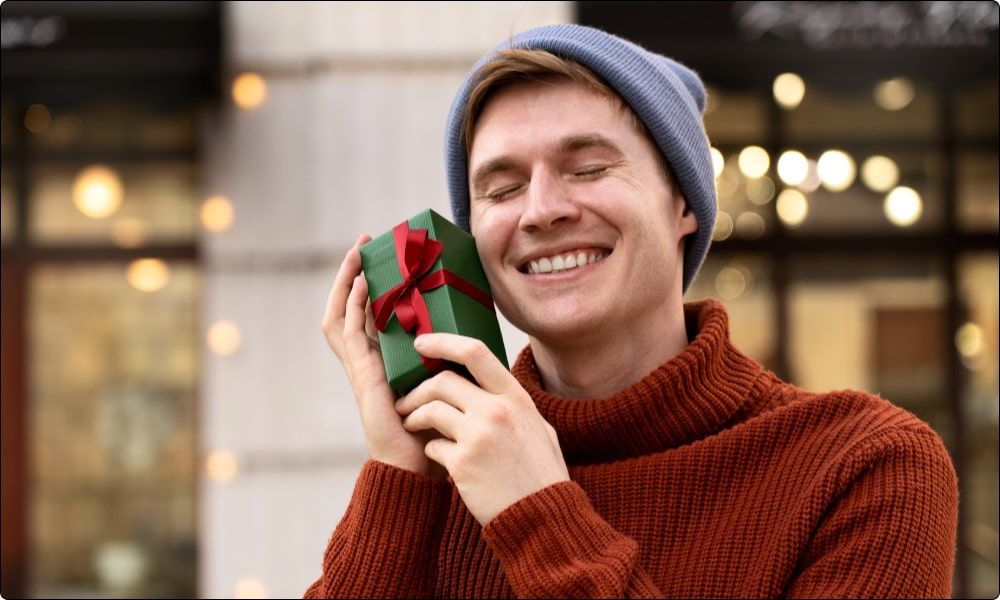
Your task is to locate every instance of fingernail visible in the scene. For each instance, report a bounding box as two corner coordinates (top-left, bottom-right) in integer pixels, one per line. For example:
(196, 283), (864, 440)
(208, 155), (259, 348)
(413, 335), (424, 348)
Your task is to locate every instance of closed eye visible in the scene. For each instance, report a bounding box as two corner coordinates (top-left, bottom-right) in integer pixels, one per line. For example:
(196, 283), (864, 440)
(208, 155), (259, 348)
(574, 166), (609, 177)
(488, 184), (523, 201)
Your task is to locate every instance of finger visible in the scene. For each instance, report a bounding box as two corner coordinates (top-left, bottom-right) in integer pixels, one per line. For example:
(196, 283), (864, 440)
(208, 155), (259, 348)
(343, 275), (373, 357)
(364, 298), (380, 346)
(395, 370), (474, 416)
(413, 333), (511, 394)
(322, 234), (372, 333)
(403, 400), (464, 441)
(424, 436), (458, 471)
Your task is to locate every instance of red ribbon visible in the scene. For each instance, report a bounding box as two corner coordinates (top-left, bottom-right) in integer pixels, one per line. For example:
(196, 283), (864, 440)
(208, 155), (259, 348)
(371, 221), (495, 371)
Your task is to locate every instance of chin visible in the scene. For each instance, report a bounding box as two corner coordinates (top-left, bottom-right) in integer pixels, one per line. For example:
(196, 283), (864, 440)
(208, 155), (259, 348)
(506, 301), (612, 344)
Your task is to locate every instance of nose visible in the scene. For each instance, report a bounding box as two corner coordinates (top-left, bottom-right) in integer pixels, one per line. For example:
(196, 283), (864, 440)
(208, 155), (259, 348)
(518, 166), (582, 233)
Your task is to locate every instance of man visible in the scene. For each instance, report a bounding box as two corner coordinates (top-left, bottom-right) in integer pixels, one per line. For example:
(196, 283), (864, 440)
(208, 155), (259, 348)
(310, 24), (957, 598)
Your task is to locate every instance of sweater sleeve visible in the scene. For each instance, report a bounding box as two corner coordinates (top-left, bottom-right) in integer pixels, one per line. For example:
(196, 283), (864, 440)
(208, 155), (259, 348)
(303, 460), (452, 599)
(482, 480), (662, 598)
(787, 425), (959, 598)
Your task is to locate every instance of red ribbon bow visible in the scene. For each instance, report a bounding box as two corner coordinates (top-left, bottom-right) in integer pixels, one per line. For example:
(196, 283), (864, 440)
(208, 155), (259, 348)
(371, 221), (495, 371)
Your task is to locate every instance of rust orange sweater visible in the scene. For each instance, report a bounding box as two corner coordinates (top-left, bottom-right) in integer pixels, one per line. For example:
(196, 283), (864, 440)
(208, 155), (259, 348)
(305, 299), (958, 598)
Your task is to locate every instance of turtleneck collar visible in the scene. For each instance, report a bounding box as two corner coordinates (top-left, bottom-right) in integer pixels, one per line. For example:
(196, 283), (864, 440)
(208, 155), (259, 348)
(512, 299), (767, 465)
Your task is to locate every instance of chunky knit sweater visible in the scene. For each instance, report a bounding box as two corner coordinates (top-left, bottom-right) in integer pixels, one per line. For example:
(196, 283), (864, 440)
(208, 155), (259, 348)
(305, 299), (958, 598)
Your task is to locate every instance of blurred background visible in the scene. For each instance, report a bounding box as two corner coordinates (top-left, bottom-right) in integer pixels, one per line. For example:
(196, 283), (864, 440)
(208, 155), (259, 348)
(0, 1), (996, 598)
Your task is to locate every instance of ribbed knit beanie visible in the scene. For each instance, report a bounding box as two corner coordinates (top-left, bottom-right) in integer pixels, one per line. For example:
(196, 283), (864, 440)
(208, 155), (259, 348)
(445, 24), (717, 293)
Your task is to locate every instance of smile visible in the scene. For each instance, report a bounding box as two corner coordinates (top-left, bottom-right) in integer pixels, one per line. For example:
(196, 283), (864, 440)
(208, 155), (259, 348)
(521, 248), (610, 275)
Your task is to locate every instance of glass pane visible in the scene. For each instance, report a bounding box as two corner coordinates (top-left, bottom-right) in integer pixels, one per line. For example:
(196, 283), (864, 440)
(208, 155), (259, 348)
(957, 150), (999, 233)
(787, 256), (952, 447)
(783, 150), (944, 235)
(29, 262), (198, 598)
(1, 166), (15, 243)
(958, 253), (999, 600)
(30, 103), (197, 152)
(686, 253), (776, 370)
(29, 161), (197, 246)
(786, 81), (939, 143)
(956, 78), (999, 140)
(703, 86), (768, 146)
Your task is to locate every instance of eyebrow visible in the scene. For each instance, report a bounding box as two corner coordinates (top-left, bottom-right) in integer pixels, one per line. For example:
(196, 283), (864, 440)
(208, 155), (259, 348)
(470, 133), (625, 194)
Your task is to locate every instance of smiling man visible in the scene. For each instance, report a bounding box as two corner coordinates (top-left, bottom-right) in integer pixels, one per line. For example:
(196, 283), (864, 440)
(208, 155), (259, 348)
(310, 24), (957, 599)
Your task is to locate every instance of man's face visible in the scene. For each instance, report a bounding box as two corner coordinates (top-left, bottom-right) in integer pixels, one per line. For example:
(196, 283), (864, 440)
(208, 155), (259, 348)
(468, 79), (697, 345)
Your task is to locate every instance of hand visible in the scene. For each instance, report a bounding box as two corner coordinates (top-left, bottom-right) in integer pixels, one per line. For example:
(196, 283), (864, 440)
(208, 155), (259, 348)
(396, 334), (570, 525)
(321, 234), (446, 479)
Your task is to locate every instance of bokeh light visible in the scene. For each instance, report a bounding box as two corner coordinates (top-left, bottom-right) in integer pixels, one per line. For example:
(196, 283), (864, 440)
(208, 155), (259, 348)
(738, 146), (770, 179)
(72, 165), (123, 218)
(861, 155), (900, 192)
(777, 151), (809, 186)
(24, 103), (51, 133)
(772, 73), (805, 109)
(710, 147), (725, 178)
(776, 189), (809, 227)
(201, 195), (235, 232)
(884, 186), (923, 227)
(713, 211), (734, 241)
(232, 72), (267, 109)
(206, 449), (239, 484)
(207, 320), (242, 356)
(817, 150), (856, 192)
(955, 323), (984, 358)
(874, 77), (915, 111)
(126, 259), (170, 293)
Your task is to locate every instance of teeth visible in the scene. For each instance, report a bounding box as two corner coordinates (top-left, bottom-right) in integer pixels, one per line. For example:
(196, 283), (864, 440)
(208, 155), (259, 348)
(525, 249), (608, 274)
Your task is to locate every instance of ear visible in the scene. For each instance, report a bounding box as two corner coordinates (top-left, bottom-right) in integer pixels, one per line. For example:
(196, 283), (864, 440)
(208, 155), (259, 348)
(674, 195), (698, 238)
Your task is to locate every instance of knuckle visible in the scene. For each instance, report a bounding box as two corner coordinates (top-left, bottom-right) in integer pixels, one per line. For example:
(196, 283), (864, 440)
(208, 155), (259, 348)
(462, 340), (491, 363)
(485, 401), (511, 425)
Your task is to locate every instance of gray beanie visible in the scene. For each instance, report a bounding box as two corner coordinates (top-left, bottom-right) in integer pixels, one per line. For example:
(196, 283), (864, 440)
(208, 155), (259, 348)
(444, 24), (717, 293)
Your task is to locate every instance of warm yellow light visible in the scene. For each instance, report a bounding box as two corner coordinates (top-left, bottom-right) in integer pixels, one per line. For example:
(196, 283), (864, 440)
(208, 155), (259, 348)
(710, 147), (725, 178)
(234, 578), (267, 599)
(735, 212), (766, 240)
(232, 72), (267, 109)
(111, 218), (148, 248)
(716, 267), (748, 300)
(72, 165), (123, 219)
(126, 259), (170, 292)
(234, 577), (267, 599)
(201, 195), (235, 232)
(955, 323), (984, 358)
(874, 77), (915, 111)
(777, 151), (809, 186)
(24, 103), (51, 133)
(884, 186), (923, 227)
(772, 73), (805, 109)
(206, 449), (239, 484)
(713, 211), (734, 241)
(207, 320), (242, 356)
(817, 150), (856, 192)
(746, 176), (775, 206)
(861, 155), (900, 192)
(776, 189), (809, 227)
(738, 146), (770, 179)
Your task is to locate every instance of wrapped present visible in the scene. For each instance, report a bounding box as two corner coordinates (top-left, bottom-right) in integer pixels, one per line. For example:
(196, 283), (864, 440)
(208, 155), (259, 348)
(359, 209), (508, 393)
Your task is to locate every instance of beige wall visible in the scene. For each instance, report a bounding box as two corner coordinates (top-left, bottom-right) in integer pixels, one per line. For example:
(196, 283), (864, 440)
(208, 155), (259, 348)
(200, 2), (573, 598)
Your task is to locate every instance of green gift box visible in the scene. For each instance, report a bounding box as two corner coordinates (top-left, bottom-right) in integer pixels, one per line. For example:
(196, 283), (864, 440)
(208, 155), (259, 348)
(359, 209), (508, 394)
